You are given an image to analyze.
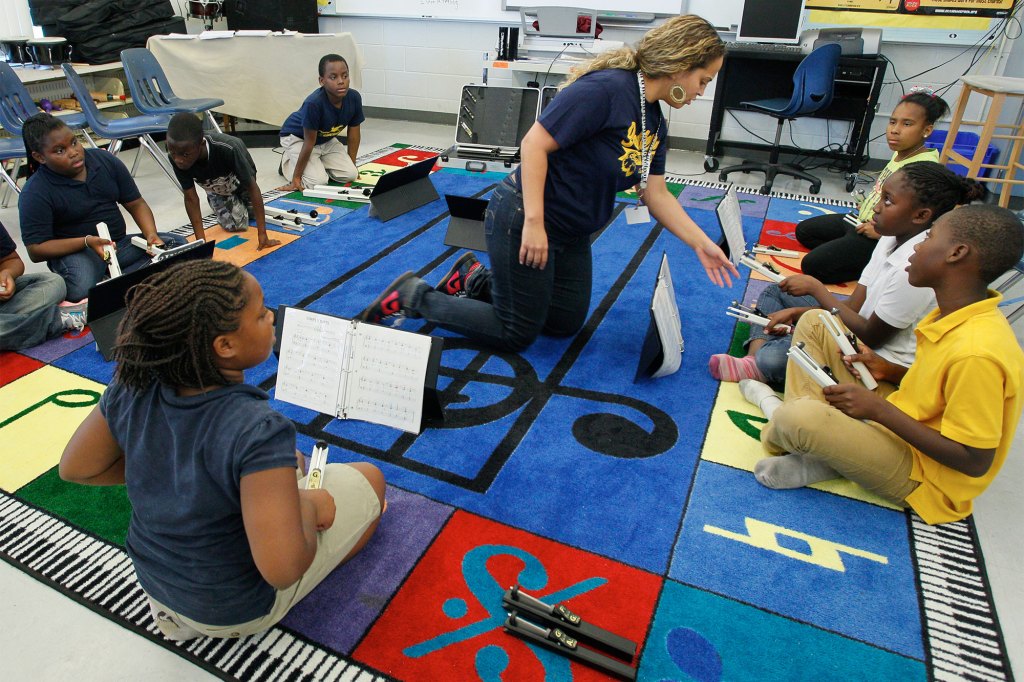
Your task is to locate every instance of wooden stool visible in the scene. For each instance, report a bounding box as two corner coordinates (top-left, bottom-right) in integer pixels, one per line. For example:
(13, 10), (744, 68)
(940, 75), (1024, 207)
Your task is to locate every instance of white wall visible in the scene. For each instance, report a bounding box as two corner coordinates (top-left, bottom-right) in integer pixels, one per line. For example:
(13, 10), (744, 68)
(320, 13), (1017, 167)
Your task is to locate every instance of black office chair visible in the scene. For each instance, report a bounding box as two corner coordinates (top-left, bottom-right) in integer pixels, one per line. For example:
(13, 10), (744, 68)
(718, 43), (842, 195)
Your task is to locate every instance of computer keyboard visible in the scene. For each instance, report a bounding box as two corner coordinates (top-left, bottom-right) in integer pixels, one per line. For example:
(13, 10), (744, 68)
(726, 42), (806, 55)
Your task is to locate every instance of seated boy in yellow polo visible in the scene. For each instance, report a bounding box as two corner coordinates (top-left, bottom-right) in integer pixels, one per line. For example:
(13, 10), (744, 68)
(755, 204), (1024, 524)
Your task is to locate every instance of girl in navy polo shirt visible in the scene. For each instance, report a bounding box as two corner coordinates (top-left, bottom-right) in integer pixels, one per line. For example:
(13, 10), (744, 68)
(359, 15), (738, 353)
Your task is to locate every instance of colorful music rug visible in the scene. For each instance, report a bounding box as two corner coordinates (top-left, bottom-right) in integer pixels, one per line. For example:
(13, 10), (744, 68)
(0, 169), (1014, 682)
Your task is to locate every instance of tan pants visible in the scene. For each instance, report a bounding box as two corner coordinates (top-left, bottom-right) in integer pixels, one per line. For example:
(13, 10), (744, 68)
(760, 313), (920, 504)
(280, 134), (358, 188)
(147, 463), (381, 640)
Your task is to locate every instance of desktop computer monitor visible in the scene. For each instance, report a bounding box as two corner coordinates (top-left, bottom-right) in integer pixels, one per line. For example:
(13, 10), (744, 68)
(735, 0), (805, 44)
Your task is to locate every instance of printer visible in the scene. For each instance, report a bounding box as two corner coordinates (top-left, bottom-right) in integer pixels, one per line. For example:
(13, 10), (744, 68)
(800, 27), (882, 56)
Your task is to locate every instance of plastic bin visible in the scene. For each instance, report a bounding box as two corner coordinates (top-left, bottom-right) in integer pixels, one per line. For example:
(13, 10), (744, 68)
(925, 130), (999, 178)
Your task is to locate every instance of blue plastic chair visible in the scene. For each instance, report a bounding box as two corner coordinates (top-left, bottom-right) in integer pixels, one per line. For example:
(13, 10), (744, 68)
(719, 43), (842, 195)
(120, 48), (224, 132)
(0, 61), (96, 148)
(0, 136), (26, 207)
(61, 62), (181, 191)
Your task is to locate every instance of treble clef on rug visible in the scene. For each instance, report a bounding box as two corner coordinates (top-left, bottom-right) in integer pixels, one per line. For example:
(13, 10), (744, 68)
(403, 544), (605, 678)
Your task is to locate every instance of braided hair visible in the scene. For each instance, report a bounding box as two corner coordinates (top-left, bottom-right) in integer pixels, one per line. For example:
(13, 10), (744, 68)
(113, 260), (249, 392)
(21, 112), (69, 175)
(896, 161), (986, 222)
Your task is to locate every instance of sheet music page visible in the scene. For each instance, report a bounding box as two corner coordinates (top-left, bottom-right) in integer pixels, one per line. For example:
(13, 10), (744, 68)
(651, 278), (683, 379)
(344, 324), (432, 433)
(275, 309), (348, 416)
(658, 254), (682, 348)
(717, 185), (746, 266)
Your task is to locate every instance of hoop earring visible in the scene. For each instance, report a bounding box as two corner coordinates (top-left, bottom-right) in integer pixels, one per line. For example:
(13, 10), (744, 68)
(669, 85), (687, 104)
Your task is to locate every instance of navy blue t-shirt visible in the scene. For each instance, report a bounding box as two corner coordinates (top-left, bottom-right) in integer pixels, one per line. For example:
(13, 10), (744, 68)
(0, 222), (16, 259)
(280, 87), (365, 145)
(101, 381), (297, 626)
(18, 148), (141, 246)
(526, 68), (667, 239)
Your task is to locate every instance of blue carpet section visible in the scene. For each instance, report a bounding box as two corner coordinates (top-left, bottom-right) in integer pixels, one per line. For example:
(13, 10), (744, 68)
(641, 580), (926, 681)
(246, 172), (499, 314)
(670, 462), (923, 659)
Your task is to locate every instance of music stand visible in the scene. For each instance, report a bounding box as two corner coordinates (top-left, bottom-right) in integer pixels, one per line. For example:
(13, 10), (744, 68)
(716, 184), (746, 264)
(634, 252), (683, 382)
(367, 156), (440, 222)
(442, 194), (488, 251)
(87, 240), (216, 361)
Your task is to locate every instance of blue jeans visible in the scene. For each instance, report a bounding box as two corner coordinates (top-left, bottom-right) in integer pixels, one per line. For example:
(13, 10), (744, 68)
(749, 284), (817, 389)
(0, 272), (67, 350)
(414, 178), (592, 352)
(49, 232), (188, 301)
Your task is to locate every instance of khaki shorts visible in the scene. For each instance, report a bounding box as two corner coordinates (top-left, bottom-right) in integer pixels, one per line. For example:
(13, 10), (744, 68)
(147, 463), (381, 640)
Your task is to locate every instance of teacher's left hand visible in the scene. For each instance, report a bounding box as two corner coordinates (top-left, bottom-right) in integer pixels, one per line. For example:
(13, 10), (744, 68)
(696, 242), (738, 287)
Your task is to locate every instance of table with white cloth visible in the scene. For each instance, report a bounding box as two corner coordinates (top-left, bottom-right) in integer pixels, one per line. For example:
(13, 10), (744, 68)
(146, 33), (363, 128)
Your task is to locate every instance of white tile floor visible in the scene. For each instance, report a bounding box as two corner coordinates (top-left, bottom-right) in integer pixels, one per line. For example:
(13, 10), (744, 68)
(0, 119), (1020, 680)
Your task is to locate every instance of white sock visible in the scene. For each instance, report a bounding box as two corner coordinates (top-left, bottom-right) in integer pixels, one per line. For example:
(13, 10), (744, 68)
(739, 379), (783, 419)
(754, 454), (839, 489)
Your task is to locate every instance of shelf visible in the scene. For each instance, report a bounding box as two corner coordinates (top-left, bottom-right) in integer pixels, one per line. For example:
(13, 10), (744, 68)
(51, 98), (134, 117)
(12, 62), (124, 85)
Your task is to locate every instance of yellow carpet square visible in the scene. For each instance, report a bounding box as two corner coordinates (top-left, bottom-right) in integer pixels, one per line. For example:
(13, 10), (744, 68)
(354, 163), (394, 187)
(701, 382), (898, 508)
(0, 365), (106, 492)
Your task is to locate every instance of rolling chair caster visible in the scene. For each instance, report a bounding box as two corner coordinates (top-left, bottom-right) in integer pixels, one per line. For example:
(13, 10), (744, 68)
(704, 157), (719, 172)
(809, 182), (821, 194)
(845, 173), (858, 192)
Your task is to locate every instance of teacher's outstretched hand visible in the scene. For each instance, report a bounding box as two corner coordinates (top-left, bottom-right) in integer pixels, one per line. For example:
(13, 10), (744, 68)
(696, 241), (739, 288)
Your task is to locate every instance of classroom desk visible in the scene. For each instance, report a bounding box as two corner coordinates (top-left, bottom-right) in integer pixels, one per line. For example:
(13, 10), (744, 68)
(706, 49), (887, 181)
(146, 33), (363, 127)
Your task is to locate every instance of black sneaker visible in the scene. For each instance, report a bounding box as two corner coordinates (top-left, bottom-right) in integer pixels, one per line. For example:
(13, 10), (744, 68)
(435, 252), (481, 297)
(358, 272), (419, 325)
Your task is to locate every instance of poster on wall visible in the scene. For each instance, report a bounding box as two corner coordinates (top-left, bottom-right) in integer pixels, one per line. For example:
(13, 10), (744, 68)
(806, 0), (1013, 16)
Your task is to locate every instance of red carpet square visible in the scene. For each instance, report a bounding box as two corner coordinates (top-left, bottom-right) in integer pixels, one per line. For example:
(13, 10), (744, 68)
(355, 510), (662, 680)
(0, 352), (44, 388)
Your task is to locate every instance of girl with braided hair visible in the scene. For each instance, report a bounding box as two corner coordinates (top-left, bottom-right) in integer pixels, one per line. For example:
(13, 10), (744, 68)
(60, 260), (385, 641)
(712, 161), (985, 410)
(359, 15), (737, 353)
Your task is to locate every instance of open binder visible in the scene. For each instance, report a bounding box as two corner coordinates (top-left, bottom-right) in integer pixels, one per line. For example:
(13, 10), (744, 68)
(716, 183), (746, 264)
(273, 306), (444, 433)
(634, 252), (683, 381)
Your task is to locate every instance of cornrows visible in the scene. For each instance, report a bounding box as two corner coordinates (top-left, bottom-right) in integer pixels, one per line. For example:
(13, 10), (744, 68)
(897, 161), (986, 219)
(113, 260), (249, 392)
